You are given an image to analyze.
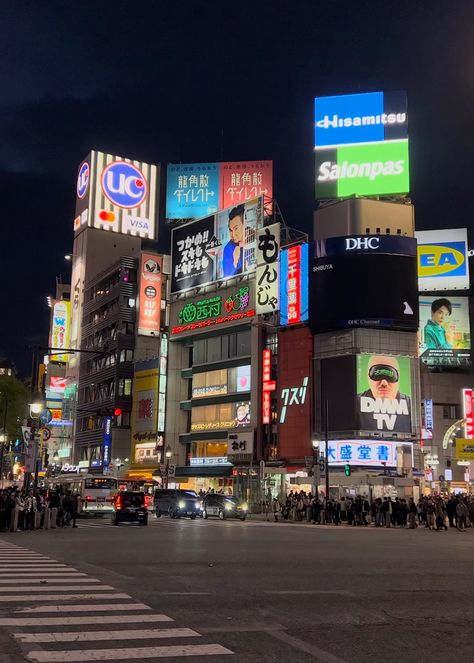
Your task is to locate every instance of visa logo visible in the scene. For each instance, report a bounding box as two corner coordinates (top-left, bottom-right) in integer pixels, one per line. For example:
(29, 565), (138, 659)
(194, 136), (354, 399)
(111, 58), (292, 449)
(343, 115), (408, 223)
(130, 219), (149, 230)
(417, 242), (466, 278)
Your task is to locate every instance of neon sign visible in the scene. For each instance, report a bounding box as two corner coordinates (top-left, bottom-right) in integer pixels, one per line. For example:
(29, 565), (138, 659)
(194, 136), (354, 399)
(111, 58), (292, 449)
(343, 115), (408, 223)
(172, 286), (254, 335)
(262, 349), (276, 425)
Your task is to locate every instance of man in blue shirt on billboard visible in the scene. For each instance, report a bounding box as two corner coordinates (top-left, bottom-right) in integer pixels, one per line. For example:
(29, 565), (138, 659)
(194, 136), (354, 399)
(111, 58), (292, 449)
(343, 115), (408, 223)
(222, 205), (245, 277)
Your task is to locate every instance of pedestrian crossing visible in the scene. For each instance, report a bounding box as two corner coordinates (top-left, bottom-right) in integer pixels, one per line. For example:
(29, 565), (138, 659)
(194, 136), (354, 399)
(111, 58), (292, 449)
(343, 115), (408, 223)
(76, 515), (274, 529)
(0, 540), (233, 661)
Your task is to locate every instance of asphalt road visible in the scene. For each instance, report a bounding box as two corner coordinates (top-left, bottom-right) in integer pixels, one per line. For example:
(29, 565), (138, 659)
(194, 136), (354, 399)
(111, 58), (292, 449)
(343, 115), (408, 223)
(0, 516), (473, 662)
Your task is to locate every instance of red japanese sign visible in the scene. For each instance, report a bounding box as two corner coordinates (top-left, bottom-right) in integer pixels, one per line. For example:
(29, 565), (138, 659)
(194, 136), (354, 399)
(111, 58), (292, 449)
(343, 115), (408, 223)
(138, 253), (162, 336)
(220, 161), (273, 210)
(262, 349), (276, 425)
(463, 388), (474, 439)
(287, 245), (302, 324)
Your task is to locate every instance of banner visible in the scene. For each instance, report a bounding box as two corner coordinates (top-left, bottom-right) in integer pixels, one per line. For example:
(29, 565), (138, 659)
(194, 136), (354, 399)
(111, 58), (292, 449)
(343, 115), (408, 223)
(357, 354), (413, 433)
(256, 223), (280, 314)
(220, 161), (272, 209)
(138, 253), (162, 336)
(454, 438), (474, 461)
(166, 162), (219, 220)
(419, 296), (471, 368)
(50, 301), (71, 362)
(131, 359), (161, 466)
(416, 228), (469, 291)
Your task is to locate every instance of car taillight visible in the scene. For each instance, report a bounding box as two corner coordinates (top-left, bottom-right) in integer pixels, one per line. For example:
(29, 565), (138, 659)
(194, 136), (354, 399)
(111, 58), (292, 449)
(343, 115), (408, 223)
(116, 498), (122, 510)
(86, 496), (93, 502)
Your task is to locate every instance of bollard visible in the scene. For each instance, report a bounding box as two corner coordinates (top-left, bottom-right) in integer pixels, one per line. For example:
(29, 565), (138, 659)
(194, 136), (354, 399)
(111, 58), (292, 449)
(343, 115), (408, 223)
(44, 508), (51, 529)
(51, 507), (58, 529)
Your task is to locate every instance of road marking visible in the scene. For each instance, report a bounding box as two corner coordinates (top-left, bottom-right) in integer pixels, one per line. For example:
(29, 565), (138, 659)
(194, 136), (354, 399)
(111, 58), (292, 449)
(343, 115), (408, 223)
(264, 590), (353, 596)
(0, 564), (68, 568)
(0, 592), (131, 602)
(0, 614), (173, 626)
(15, 628), (201, 643)
(0, 578), (100, 584)
(267, 630), (348, 663)
(0, 573), (86, 578)
(0, 585), (114, 592)
(25, 644), (233, 661)
(157, 591), (212, 596)
(16, 603), (152, 614)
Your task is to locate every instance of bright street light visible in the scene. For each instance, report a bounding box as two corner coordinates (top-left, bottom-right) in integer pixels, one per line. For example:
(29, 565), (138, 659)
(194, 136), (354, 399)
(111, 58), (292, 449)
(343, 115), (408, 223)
(165, 445), (172, 459)
(29, 402), (43, 416)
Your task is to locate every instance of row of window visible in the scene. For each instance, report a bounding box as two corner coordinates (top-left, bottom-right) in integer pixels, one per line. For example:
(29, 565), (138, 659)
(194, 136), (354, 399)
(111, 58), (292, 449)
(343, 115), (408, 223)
(192, 365), (251, 399)
(193, 330), (251, 365)
(81, 377), (132, 404)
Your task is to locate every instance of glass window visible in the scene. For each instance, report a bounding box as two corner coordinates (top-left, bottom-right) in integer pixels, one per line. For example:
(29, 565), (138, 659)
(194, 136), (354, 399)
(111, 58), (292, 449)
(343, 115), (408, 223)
(207, 337), (221, 363)
(191, 402), (250, 431)
(237, 330), (251, 356)
(118, 378), (132, 396)
(192, 369), (228, 398)
(193, 339), (206, 364)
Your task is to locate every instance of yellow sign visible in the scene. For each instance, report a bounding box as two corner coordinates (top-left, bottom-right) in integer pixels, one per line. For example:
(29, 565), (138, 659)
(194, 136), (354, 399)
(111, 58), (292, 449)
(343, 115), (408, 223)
(454, 439), (474, 460)
(417, 245), (465, 278)
(130, 360), (160, 467)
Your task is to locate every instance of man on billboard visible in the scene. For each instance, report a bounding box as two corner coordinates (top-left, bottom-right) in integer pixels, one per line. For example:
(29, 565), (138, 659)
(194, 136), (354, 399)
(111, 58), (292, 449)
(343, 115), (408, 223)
(357, 355), (412, 433)
(222, 205), (245, 277)
(423, 298), (453, 349)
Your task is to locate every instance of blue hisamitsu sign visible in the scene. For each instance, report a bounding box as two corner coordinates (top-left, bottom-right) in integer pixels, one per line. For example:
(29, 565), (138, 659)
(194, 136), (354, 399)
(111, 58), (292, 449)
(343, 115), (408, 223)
(166, 162), (220, 220)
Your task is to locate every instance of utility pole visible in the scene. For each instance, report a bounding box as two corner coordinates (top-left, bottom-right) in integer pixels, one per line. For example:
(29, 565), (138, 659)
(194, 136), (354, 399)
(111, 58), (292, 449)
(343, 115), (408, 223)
(325, 399), (330, 501)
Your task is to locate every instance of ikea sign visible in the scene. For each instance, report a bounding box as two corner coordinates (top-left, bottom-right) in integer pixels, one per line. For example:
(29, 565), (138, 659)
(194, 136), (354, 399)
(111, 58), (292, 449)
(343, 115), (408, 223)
(416, 229), (469, 291)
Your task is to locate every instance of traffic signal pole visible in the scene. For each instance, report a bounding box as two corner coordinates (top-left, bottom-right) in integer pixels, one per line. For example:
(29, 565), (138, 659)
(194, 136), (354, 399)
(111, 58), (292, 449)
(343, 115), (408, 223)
(325, 399), (330, 500)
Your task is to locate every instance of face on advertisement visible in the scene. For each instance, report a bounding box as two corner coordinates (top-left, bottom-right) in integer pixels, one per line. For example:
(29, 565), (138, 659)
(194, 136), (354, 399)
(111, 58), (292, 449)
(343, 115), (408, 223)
(222, 205), (245, 277)
(367, 355), (400, 400)
(431, 298), (451, 325)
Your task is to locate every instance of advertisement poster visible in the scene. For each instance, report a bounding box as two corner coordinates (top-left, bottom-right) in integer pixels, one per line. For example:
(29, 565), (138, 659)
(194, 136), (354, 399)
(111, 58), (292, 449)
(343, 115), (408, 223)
(138, 253), (162, 336)
(216, 198), (262, 280)
(326, 440), (403, 467)
(131, 359), (161, 466)
(191, 401), (251, 432)
(166, 162), (220, 220)
(419, 296), (471, 368)
(256, 222), (280, 314)
(220, 161), (272, 209)
(357, 354), (412, 433)
(50, 300), (71, 362)
(416, 229), (469, 291)
(280, 243), (309, 325)
(171, 215), (215, 293)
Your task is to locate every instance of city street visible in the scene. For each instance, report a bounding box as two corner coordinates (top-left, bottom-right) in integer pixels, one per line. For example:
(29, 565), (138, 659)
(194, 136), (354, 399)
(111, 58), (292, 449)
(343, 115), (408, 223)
(0, 518), (473, 662)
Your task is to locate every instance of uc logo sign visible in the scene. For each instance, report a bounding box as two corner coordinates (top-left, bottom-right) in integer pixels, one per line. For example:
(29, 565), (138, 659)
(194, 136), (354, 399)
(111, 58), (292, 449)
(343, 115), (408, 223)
(77, 162), (90, 199)
(101, 161), (147, 209)
(417, 242), (466, 278)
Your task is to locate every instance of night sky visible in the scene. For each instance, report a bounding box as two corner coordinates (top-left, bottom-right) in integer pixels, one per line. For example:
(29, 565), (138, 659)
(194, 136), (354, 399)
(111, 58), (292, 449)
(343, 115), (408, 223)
(1, 1), (473, 376)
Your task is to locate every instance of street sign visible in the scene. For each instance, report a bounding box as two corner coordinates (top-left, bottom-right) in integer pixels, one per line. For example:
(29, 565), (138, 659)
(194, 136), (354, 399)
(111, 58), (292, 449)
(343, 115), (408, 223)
(41, 427), (52, 442)
(319, 457), (327, 477)
(168, 464), (176, 478)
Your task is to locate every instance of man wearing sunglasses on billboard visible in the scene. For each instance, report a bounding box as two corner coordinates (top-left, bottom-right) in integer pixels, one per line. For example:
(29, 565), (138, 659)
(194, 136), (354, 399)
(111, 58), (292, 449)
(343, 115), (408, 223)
(358, 355), (412, 433)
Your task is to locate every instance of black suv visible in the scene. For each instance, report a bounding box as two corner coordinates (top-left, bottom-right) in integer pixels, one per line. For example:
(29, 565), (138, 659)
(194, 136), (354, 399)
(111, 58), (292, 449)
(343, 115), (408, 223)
(202, 494), (248, 521)
(154, 489), (201, 519)
(112, 491), (148, 526)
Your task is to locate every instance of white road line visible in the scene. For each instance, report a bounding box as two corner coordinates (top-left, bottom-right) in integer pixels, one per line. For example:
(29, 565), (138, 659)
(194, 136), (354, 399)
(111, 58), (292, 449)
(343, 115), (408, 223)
(0, 573), (86, 577)
(0, 578), (100, 584)
(0, 592), (131, 602)
(15, 628), (200, 643)
(16, 603), (152, 614)
(0, 585), (114, 592)
(25, 644), (233, 661)
(0, 566), (69, 570)
(0, 614), (172, 626)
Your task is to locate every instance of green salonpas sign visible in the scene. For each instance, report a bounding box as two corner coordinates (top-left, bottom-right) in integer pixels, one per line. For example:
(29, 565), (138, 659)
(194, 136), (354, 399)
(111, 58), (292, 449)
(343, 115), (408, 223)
(315, 140), (409, 198)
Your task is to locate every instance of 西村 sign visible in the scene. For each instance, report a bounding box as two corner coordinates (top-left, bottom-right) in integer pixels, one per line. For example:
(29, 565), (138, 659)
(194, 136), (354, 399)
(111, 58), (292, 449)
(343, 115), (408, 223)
(416, 229), (469, 291)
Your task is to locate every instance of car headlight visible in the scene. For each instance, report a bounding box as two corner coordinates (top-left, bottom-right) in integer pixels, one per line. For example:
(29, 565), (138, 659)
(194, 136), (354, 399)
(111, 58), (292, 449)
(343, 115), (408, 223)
(195, 502), (201, 509)
(224, 502), (233, 511)
(178, 500), (185, 508)
(241, 503), (248, 511)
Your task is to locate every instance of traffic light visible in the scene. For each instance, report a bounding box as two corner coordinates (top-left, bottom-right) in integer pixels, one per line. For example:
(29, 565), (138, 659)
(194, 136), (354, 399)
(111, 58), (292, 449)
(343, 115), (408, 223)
(344, 464), (351, 477)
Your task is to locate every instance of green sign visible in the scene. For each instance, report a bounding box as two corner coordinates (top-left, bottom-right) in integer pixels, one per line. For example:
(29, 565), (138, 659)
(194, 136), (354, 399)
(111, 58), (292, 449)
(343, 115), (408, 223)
(315, 140), (409, 199)
(178, 286), (251, 325)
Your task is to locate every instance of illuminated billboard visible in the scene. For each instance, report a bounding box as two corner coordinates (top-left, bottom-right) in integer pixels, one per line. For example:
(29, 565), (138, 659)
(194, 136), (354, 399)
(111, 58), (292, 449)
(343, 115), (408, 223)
(166, 161), (272, 221)
(280, 243), (309, 325)
(137, 253), (162, 336)
(171, 197), (263, 293)
(256, 223), (280, 314)
(416, 229), (469, 291)
(131, 359), (162, 467)
(75, 151), (159, 240)
(356, 354), (413, 434)
(327, 440), (409, 467)
(191, 401), (251, 432)
(419, 296), (471, 368)
(50, 301), (71, 362)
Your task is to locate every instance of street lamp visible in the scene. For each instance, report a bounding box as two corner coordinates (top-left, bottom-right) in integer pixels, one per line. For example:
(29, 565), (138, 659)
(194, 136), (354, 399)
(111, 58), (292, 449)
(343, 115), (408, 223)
(164, 445), (172, 488)
(28, 401), (43, 491)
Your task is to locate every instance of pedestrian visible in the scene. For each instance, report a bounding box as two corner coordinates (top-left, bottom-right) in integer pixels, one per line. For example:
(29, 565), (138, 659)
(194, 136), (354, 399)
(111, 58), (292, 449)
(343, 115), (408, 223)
(435, 499), (447, 531)
(271, 498), (281, 523)
(456, 500), (468, 531)
(407, 498), (417, 528)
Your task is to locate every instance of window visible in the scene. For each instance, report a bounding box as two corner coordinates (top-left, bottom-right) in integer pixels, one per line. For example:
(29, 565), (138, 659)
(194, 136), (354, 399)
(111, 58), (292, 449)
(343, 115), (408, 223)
(192, 330), (252, 365)
(192, 369), (228, 398)
(191, 401), (250, 431)
(442, 405), (458, 420)
(119, 349), (134, 362)
(118, 378), (132, 396)
(207, 337), (222, 363)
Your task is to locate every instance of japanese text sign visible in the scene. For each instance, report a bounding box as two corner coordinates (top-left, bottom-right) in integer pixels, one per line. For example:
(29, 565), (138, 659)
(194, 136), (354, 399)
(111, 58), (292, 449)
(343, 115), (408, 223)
(463, 388), (474, 439)
(280, 243), (309, 325)
(256, 223), (280, 314)
(328, 440), (399, 466)
(138, 253), (162, 336)
(166, 162), (220, 220)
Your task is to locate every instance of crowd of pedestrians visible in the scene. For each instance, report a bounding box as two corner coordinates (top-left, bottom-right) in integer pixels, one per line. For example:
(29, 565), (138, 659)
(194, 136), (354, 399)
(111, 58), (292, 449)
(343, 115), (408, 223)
(270, 491), (474, 531)
(0, 486), (79, 532)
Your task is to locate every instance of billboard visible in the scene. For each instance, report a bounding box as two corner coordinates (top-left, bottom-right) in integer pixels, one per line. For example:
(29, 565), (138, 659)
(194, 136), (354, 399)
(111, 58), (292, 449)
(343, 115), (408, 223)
(463, 388), (474, 439)
(357, 354), (413, 434)
(314, 91), (408, 199)
(50, 301), (71, 362)
(316, 234), (417, 258)
(166, 161), (272, 221)
(170, 283), (255, 338)
(191, 401), (251, 432)
(75, 151), (159, 240)
(171, 197), (263, 293)
(310, 250), (418, 333)
(131, 359), (162, 467)
(419, 296), (471, 368)
(416, 229), (469, 291)
(327, 440), (404, 467)
(256, 223), (280, 314)
(280, 243), (309, 326)
(454, 439), (474, 461)
(137, 253), (163, 336)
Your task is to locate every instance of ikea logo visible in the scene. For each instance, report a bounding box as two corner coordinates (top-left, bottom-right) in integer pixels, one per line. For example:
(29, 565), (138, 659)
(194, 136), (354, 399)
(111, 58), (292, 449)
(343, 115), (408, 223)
(417, 242), (467, 278)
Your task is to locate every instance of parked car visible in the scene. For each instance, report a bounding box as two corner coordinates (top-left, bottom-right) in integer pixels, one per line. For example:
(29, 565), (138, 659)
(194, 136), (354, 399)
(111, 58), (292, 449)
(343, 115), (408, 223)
(112, 491), (148, 526)
(154, 489), (201, 519)
(202, 494), (248, 521)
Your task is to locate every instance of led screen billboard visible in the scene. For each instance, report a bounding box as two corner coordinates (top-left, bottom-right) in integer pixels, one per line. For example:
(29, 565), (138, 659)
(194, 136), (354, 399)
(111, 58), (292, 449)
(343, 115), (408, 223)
(314, 91), (409, 199)
(137, 253), (162, 336)
(356, 354), (413, 434)
(50, 301), (71, 362)
(416, 229), (469, 291)
(166, 161), (273, 221)
(419, 296), (471, 368)
(279, 243), (309, 326)
(171, 197), (263, 293)
(310, 251), (418, 333)
(75, 151), (159, 240)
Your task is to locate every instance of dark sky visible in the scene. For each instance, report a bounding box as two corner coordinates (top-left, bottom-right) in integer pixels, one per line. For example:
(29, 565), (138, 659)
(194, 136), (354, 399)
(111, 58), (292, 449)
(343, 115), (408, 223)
(1, 0), (473, 376)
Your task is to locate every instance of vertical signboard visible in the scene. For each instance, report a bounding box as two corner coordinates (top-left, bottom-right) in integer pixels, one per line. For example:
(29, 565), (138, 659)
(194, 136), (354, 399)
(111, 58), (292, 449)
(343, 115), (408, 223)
(166, 162), (220, 220)
(416, 229), (469, 291)
(280, 243), (309, 326)
(50, 301), (71, 362)
(102, 416), (112, 468)
(171, 216), (215, 293)
(419, 295), (471, 368)
(422, 399), (433, 440)
(131, 359), (161, 466)
(262, 349), (275, 425)
(462, 388), (474, 439)
(75, 151), (158, 240)
(138, 253), (162, 336)
(220, 161), (273, 209)
(157, 334), (168, 433)
(256, 223), (280, 314)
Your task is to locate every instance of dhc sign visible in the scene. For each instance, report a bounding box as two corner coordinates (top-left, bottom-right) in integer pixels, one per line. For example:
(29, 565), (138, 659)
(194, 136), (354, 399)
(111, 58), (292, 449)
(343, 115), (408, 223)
(101, 162), (147, 208)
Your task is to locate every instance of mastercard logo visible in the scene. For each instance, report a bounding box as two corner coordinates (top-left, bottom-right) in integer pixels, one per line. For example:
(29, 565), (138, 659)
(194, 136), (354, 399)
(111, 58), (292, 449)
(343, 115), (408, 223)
(99, 210), (116, 223)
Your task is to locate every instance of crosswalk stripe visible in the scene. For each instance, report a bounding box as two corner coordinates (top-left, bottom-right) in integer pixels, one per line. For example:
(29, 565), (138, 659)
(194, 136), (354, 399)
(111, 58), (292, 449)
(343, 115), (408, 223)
(0, 614), (173, 626)
(0, 578), (100, 584)
(16, 603), (152, 614)
(0, 585), (114, 592)
(25, 644), (233, 661)
(0, 592), (131, 602)
(0, 565), (69, 569)
(15, 628), (201, 643)
(0, 573), (87, 578)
